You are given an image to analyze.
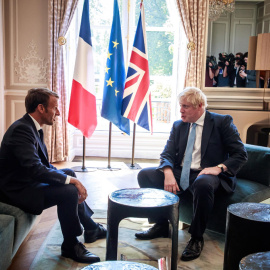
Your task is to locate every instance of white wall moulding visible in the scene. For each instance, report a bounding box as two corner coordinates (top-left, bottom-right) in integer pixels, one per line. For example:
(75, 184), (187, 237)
(204, 88), (265, 110)
(4, 0), (48, 89)
(10, 100), (24, 123)
(4, 89), (27, 128)
(4, 89), (28, 96)
(265, 2), (270, 16)
(211, 109), (270, 143)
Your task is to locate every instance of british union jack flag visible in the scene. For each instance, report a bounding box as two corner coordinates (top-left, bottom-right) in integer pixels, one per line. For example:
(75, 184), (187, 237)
(121, 2), (153, 133)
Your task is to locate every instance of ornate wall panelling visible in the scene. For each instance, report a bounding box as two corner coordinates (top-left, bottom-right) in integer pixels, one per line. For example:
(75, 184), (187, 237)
(4, 0), (48, 129)
(230, 4), (256, 54)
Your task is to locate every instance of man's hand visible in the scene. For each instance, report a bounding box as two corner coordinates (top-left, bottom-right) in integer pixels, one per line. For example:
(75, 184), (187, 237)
(164, 167), (180, 194)
(198, 164), (227, 176)
(70, 178), (88, 204)
(239, 71), (247, 78)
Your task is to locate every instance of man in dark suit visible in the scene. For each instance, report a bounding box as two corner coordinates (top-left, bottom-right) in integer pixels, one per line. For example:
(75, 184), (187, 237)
(0, 88), (106, 263)
(228, 53), (246, 87)
(135, 87), (247, 261)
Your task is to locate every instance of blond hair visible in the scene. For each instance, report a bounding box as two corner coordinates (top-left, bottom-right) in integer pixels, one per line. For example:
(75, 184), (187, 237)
(177, 87), (208, 108)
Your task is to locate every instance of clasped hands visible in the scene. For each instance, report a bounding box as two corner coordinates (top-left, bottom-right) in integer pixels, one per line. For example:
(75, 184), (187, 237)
(70, 178), (88, 204)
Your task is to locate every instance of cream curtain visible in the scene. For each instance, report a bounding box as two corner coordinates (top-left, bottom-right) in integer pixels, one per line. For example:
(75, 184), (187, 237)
(175, 0), (208, 88)
(46, 0), (79, 162)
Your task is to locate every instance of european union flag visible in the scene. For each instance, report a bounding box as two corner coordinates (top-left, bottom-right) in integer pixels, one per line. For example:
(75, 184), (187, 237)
(101, 0), (130, 135)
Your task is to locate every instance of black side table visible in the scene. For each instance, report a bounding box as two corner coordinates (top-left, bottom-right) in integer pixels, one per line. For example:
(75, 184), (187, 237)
(106, 188), (179, 270)
(81, 261), (158, 270)
(223, 202), (270, 270)
(239, 251), (270, 270)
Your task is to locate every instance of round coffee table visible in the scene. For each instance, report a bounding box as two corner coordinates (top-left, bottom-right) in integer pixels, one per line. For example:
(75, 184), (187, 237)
(223, 202), (270, 270)
(106, 188), (179, 270)
(82, 261), (158, 269)
(239, 251), (270, 270)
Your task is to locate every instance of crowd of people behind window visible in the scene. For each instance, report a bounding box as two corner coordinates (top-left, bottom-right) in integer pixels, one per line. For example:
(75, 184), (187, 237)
(205, 52), (269, 88)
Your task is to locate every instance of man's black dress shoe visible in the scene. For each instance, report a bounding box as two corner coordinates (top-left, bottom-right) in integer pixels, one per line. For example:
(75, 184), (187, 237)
(181, 237), (204, 261)
(84, 223), (107, 243)
(61, 242), (100, 263)
(135, 223), (169, 240)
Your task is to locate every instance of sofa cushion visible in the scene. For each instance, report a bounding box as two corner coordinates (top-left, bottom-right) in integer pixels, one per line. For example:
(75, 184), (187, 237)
(179, 178), (270, 234)
(0, 202), (37, 256)
(0, 215), (14, 270)
(237, 144), (270, 186)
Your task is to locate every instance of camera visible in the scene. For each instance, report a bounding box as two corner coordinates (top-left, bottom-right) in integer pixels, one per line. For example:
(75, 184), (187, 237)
(238, 59), (246, 69)
(219, 53), (235, 66)
(218, 61), (225, 69)
(206, 55), (218, 70)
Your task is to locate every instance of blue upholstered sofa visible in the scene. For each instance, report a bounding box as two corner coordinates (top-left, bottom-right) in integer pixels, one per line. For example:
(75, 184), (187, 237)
(179, 144), (270, 234)
(0, 202), (37, 270)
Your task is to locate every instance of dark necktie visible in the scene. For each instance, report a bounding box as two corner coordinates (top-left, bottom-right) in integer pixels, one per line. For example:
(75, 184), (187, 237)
(38, 129), (48, 159)
(38, 129), (44, 144)
(180, 123), (197, 190)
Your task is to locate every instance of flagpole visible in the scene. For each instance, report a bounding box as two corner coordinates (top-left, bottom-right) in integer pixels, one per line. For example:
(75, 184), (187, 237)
(108, 122), (112, 169)
(126, 123), (141, 169)
(131, 123), (136, 167)
(71, 136), (97, 172)
(82, 136), (86, 170)
(98, 122), (121, 171)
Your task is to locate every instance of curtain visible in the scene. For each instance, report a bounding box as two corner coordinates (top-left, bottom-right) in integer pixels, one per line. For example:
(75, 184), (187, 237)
(46, 0), (79, 162)
(175, 0), (208, 88)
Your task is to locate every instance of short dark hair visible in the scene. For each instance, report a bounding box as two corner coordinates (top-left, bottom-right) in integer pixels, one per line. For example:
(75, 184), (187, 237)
(25, 88), (59, 113)
(235, 52), (244, 59)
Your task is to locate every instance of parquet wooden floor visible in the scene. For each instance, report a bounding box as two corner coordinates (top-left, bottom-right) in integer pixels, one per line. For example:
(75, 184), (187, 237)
(8, 158), (157, 270)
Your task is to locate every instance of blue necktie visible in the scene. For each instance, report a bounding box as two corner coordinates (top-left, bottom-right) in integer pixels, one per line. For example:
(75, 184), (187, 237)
(180, 123), (197, 190)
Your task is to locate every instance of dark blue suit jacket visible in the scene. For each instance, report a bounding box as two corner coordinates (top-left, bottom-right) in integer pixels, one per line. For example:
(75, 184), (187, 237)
(158, 111), (247, 193)
(0, 114), (67, 214)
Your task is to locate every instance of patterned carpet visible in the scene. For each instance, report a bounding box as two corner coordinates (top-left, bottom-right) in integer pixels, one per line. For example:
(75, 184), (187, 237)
(30, 210), (225, 270)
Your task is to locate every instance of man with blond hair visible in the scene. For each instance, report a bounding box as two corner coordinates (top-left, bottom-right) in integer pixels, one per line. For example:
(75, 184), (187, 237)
(135, 87), (247, 261)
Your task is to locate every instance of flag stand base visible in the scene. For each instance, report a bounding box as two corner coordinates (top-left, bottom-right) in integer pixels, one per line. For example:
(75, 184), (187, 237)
(126, 163), (141, 170)
(71, 166), (97, 172)
(98, 166), (121, 171)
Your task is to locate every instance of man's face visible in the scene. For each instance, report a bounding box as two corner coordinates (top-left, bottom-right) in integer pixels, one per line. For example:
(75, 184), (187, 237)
(42, 96), (60, 125)
(179, 97), (203, 123)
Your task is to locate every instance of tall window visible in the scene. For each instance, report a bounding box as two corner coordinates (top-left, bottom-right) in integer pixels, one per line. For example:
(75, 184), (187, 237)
(66, 0), (185, 135)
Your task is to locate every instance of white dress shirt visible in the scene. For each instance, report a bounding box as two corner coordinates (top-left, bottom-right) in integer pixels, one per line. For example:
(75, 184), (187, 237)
(181, 111), (206, 170)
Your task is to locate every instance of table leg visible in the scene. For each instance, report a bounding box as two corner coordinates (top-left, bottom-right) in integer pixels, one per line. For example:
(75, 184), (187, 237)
(170, 204), (179, 270)
(106, 206), (122, 261)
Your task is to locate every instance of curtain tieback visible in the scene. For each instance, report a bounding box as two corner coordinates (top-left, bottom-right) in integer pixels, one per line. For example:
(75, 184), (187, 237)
(58, 36), (66, 46)
(187, 41), (196, 51)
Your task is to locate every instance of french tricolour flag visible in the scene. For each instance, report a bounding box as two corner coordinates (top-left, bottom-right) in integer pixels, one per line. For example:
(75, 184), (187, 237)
(68, 0), (97, 138)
